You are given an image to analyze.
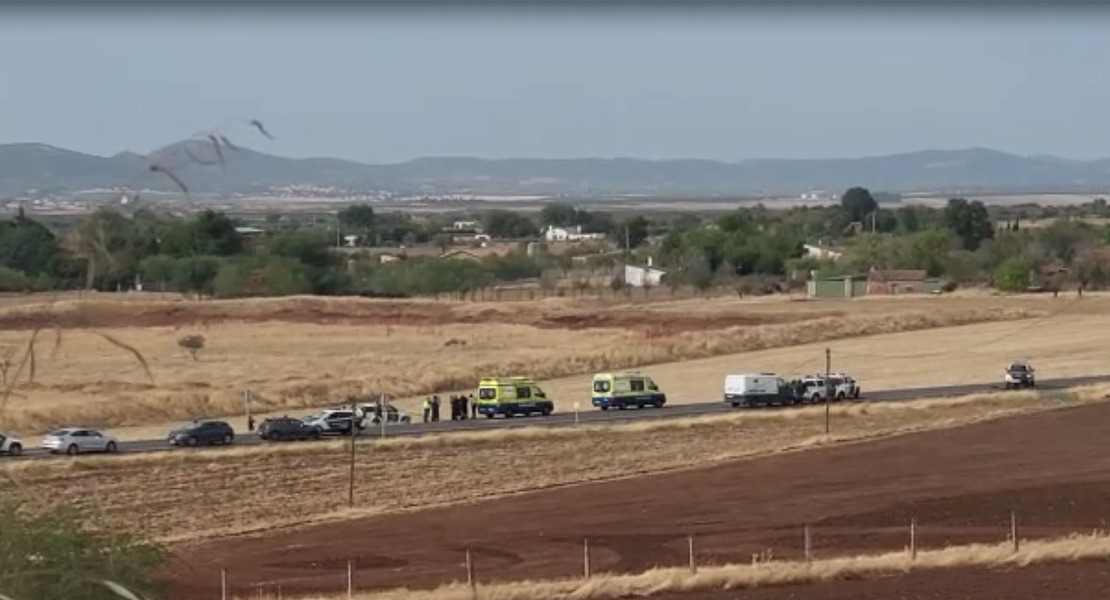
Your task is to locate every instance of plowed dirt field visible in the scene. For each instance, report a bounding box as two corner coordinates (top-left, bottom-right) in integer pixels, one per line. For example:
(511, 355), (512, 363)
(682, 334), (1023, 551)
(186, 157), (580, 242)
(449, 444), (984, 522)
(161, 400), (1110, 599)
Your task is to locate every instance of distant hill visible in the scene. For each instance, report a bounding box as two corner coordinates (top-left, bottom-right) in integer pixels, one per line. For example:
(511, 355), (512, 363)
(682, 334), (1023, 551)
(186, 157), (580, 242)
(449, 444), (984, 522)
(3, 142), (1110, 199)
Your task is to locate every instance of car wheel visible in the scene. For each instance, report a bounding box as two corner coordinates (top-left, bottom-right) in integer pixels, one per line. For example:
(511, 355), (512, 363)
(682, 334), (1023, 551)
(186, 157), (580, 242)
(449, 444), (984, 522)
(836, 392), (846, 401)
(310, 429), (321, 440)
(7, 443), (21, 457)
(66, 444), (79, 456)
(185, 437), (197, 447)
(106, 442), (118, 453)
(223, 434), (233, 445)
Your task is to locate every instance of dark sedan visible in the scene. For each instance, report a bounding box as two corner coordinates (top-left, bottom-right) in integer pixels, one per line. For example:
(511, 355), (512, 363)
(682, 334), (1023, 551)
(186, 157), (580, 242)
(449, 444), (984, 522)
(257, 417), (322, 442)
(168, 420), (235, 447)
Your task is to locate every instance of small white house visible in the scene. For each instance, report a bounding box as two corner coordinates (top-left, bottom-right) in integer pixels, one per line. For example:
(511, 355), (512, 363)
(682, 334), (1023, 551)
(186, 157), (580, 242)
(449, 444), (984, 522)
(623, 264), (667, 288)
(803, 244), (843, 261)
(544, 224), (606, 243)
(343, 234), (360, 248)
(452, 220), (480, 231)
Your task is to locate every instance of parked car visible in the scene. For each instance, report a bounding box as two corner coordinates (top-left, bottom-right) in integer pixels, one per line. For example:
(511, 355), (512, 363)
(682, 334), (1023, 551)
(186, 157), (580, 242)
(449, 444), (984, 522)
(257, 417), (322, 442)
(302, 409), (359, 436)
(41, 428), (119, 456)
(167, 420), (235, 447)
(0, 431), (23, 456)
(1004, 360), (1036, 389)
(827, 373), (862, 400)
(357, 403), (412, 425)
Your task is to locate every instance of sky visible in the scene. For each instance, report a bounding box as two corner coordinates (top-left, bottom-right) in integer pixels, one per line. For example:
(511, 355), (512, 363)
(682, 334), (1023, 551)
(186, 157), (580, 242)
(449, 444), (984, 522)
(1, 2), (1109, 164)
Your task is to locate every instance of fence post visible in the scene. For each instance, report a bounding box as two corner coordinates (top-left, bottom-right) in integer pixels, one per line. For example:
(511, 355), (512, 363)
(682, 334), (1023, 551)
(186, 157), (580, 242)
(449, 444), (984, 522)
(803, 525), (812, 563)
(687, 534), (697, 574)
(909, 517), (917, 560)
(583, 538), (591, 579)
(466, 547), (475, 588)
(347, 559), (353, 599)
(1011, 511), (1020, 552)
(220, 568), (228, 600)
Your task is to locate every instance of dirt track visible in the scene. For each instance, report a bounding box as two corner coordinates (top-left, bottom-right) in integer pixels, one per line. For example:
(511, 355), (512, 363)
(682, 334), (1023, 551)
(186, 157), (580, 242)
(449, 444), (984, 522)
(163, 402), (1110, 599)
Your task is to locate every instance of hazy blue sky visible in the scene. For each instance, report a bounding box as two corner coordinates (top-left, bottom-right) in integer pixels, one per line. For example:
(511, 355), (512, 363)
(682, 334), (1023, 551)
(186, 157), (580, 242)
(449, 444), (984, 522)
(1, 3), (1108, 164)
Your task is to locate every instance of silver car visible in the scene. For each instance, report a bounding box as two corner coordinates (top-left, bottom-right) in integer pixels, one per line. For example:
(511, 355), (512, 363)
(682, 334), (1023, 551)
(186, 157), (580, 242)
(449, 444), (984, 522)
(41, 428), (119, 456)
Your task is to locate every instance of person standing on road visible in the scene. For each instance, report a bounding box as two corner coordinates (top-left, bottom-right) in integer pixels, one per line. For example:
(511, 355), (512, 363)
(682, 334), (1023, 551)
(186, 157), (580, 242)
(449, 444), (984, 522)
(460, 394), (468, 420)
(431, 395), (441, 422)
(470, 394), (478, 419)
(422, 397), (431, 423)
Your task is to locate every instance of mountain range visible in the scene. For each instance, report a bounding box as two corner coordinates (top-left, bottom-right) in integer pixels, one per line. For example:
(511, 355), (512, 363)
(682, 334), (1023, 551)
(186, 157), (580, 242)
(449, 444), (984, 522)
(3, 141), (1110, 200)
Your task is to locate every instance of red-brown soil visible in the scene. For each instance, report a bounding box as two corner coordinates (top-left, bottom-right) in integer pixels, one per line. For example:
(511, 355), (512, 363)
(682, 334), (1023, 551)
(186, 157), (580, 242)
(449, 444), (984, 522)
(162, 401), (1110, 600)
(0, 296), (844, 334)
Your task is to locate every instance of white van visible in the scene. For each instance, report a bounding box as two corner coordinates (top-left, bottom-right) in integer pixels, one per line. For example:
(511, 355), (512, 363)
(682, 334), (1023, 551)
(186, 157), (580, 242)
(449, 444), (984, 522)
(723, 373), (798, 408)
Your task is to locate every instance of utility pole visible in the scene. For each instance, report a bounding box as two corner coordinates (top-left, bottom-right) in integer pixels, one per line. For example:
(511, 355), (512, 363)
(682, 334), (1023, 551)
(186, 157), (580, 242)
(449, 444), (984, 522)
(347, 419), (357, 508)
(824, 347), (832, 435)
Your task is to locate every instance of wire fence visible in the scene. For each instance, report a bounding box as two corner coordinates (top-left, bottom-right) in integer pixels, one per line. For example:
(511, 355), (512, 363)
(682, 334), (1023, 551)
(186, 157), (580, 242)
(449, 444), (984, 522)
(214, 510), (1049, 600)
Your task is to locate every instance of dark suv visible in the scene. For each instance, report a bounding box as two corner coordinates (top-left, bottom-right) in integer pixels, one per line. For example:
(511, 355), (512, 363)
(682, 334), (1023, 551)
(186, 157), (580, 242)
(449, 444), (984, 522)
(257, 417), (322, 442)
(168, 420), (235, 447)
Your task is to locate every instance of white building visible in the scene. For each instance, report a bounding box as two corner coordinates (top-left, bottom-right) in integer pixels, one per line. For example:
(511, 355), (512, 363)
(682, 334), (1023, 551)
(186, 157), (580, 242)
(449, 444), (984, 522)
(623, 264), (667, 288)
(803, 243), (843, 261)
(544, 224), (606, 243)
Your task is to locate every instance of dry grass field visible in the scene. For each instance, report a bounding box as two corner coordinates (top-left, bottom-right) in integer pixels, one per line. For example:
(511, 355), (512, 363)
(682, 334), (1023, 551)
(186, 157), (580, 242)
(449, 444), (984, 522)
(5, 384), (1103, 543)
(283, 532), (1110, 600)
(0, 292), (1087, 437)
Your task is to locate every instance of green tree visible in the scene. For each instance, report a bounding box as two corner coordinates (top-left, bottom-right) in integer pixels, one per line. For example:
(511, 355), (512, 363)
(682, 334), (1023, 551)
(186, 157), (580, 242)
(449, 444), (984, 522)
(944, 198), (995, 251)
(993, 257), (1032, 292)
(0, 496), (167, 600)
(907, 228), (952, 277)
(171, 256), (222, 298)
(0, 211), (62, 277)
(539, 203), (579, 227)
(138, 255), (177, 291)
(482, 210), (539, 239)
(162, 210), (243, 258)
(840, 186), (878, 225)
(337, 204), (376, 231)
(614, 215), (650, 250)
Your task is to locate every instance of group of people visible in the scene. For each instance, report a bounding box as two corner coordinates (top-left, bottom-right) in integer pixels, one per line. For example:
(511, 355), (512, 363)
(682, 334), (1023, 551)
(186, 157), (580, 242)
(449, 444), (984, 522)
(422, 394), (480, 422)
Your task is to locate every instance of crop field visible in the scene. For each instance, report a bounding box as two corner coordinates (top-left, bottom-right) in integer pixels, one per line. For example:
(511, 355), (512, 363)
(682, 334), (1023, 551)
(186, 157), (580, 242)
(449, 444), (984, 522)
(4, 385), (1104, 545)
(0, 291), (1097, 439)
(153, 390), (1110, 600)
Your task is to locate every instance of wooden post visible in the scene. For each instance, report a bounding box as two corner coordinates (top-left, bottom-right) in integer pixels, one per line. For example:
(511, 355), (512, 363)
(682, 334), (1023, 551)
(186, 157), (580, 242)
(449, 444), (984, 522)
(347, 559), (353, 599)
(804, 525), (812, 563)
(687, 534), (697, 574)
(220, 568), (228, 600)
(583, 538), (591, 579)
(1011, 511), (1020, 552)
(909, 517), (917, 560)
(466, 547), (475, 588)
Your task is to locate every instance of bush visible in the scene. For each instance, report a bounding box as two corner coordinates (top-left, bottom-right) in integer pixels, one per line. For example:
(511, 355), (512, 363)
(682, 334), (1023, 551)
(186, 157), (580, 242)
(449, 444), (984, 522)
(0, 496), (167, 600)
(0, 266), (30, 293)
(993, 257), (1033, 292)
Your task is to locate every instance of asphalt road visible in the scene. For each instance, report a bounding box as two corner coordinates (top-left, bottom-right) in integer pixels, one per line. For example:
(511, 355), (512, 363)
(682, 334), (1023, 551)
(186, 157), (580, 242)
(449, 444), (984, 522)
(9, 375), (1109, 462)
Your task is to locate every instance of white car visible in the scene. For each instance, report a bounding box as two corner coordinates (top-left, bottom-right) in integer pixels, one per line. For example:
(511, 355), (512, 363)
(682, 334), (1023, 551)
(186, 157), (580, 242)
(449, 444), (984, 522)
(358, 403), (412, 425)
(0, 431), (23, 456)
(41, 428), (119, 456)
(828, 373), (862, 400)
(301, 409), (358, 436)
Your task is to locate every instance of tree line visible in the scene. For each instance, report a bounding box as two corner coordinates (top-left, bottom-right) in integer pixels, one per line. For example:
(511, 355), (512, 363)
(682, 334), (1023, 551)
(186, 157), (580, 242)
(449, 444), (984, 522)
(2, 188), (1110, 299)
